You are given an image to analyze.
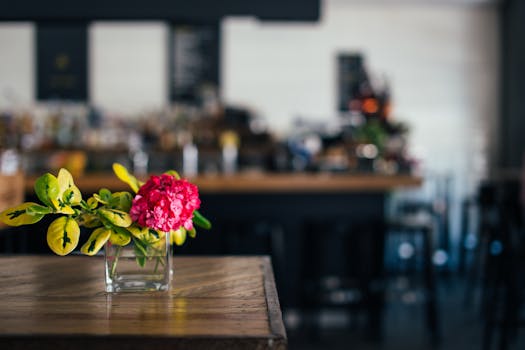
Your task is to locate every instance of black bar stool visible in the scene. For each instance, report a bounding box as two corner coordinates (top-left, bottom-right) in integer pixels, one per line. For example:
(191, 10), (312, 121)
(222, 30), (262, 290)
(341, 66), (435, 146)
(386, 213), (440, 341)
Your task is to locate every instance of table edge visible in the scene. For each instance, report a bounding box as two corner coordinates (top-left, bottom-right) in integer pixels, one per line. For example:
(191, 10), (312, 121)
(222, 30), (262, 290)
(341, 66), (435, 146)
(261, 256), (288, 344)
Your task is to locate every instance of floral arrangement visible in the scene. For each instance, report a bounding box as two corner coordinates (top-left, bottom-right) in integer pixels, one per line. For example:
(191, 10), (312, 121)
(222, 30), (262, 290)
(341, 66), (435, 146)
(0, 163), (211, 259)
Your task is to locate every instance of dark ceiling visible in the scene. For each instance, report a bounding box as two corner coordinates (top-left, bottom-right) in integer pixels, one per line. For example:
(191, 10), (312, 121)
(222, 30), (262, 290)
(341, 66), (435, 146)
(0, 0), (320, 22)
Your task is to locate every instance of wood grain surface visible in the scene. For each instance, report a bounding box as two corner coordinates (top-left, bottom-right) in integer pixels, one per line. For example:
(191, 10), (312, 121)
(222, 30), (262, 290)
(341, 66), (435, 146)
(0, 255), (286, 350)
(25, 172), (422, 194)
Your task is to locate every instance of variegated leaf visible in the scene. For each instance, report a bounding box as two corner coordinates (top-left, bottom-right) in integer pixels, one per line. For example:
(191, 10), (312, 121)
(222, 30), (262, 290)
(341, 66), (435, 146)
(128, 225), (165, 243)
(109, 227), (132, 246)
(109, 191), (133, 212)
(57, 168), (82, 205)
(0, 202), (45, 226)
(80, 227), (111, 256)
(97, 208), (132, 227)
(46, 216), (80, 256)
(34, 173), (60, 209)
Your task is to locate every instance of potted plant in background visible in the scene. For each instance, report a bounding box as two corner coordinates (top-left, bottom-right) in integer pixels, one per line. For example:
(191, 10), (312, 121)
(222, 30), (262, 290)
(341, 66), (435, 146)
(0, 163), (211, 292)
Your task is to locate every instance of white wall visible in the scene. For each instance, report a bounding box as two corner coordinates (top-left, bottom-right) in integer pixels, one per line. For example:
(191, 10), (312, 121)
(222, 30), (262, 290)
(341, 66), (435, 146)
(0, 23), (33, 108)
(90, 22), (168, 114)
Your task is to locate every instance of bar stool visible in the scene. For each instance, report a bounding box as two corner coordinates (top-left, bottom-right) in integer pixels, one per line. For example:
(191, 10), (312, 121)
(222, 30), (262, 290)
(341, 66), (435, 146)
(299, 220), (370, 335)
(298, 217), (388, 342)
(481, 180), (525, 350)
(386, 212), (440, 341)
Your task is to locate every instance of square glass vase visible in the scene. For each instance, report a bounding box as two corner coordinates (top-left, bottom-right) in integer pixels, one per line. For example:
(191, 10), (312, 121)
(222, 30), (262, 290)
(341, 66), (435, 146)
(104, 234), (172, 292)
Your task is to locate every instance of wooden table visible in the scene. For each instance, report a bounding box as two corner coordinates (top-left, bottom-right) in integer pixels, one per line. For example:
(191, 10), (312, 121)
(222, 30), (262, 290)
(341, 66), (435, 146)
(0, 255), (287, 350)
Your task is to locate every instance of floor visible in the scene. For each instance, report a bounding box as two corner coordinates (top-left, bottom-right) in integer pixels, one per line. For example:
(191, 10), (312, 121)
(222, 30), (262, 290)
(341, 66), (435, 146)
(286, 275), (525, 350)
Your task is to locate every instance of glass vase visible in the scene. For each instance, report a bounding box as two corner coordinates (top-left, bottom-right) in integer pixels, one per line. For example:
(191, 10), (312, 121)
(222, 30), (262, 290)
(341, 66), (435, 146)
(104, 233), (172, 292)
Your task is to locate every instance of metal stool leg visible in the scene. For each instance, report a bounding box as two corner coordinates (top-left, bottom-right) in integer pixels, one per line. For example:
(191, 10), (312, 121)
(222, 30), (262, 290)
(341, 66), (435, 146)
(422, 225), (439, 341)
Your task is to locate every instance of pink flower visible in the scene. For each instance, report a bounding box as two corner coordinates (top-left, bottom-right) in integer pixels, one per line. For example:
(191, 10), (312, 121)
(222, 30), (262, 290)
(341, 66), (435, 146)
(130, 174), (201, 232)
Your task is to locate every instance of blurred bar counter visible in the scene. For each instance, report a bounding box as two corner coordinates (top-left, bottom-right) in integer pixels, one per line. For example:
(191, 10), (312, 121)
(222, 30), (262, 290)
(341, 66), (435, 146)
(24, 172), (422, 194)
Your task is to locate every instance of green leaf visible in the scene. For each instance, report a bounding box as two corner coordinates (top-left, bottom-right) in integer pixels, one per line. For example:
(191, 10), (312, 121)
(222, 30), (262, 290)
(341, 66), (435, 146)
(99, 188), (112, 202)
(109, 191), (133, 212)
(164, 170), (181, 180)
(46, 216), (80, 256)
(128, 225), (165, 243)
(188, 227), (196, 238)
(110, 227), (132, 246)
(80, 227), (111, 256)
(34, 173), (60, 209)
(97, 208), (132, 227)
(193, 210), (212, 230)
(112, 163), (140, 193)
(75, 213), (102, 228)
(133, 237), (148, 267)
(135, 251), (146, 267)
(133, 237), (149, 256)
(25, 204), (52, 215)
(0, 202), (45, 226)
(57, 168), (82, 205)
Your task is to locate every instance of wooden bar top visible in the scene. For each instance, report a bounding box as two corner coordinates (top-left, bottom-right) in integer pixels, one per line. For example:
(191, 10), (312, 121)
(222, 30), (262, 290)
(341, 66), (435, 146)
(0, 255), (287, 350)
(25, 172), (422, 194)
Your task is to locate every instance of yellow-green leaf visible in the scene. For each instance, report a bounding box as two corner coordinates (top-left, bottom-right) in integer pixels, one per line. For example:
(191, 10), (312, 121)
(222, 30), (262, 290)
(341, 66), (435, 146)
(112, 163), (140, 193)
(109, 191), (133, 212)
(110, 227), (132, 246)
(75, 213), (102, 228)
(164, 170), (181, 180)
(56, 204), (75, 215)
(87, 197), (98, 209)
(46, 216), (80, 256)
(92, 193), (108, 205)
(171, 227), (187, 246)
(98, 188), (112, 202)
(128, 225), (164, 243)
(25, 204), (52, 215)
(57, 168), (82, 205)
(128, 225), (149, 240)
(0, 202), (45, 226)
(80, 227), (111, 256)
(34, 173), (60, 209)
(98, 208), (132, 227)
(188, 227), (196, 238)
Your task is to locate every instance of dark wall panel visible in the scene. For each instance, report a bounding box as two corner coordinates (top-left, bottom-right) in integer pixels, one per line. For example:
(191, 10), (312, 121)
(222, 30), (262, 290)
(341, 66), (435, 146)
(0, 0), (320, 21)
(36, 23), (88, 101)
(500, 0), (525, 168)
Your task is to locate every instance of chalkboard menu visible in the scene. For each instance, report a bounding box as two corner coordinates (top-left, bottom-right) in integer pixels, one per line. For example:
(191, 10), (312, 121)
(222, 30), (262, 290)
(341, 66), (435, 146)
(36, 23), (88, 101)
(337, 54), (366, 112)
(169, 23), (220, 104)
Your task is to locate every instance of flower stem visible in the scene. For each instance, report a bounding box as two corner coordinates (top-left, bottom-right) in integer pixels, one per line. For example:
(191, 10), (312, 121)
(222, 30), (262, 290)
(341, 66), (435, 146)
(110, 246), (122, 279)
(154, 257), (160, 274)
